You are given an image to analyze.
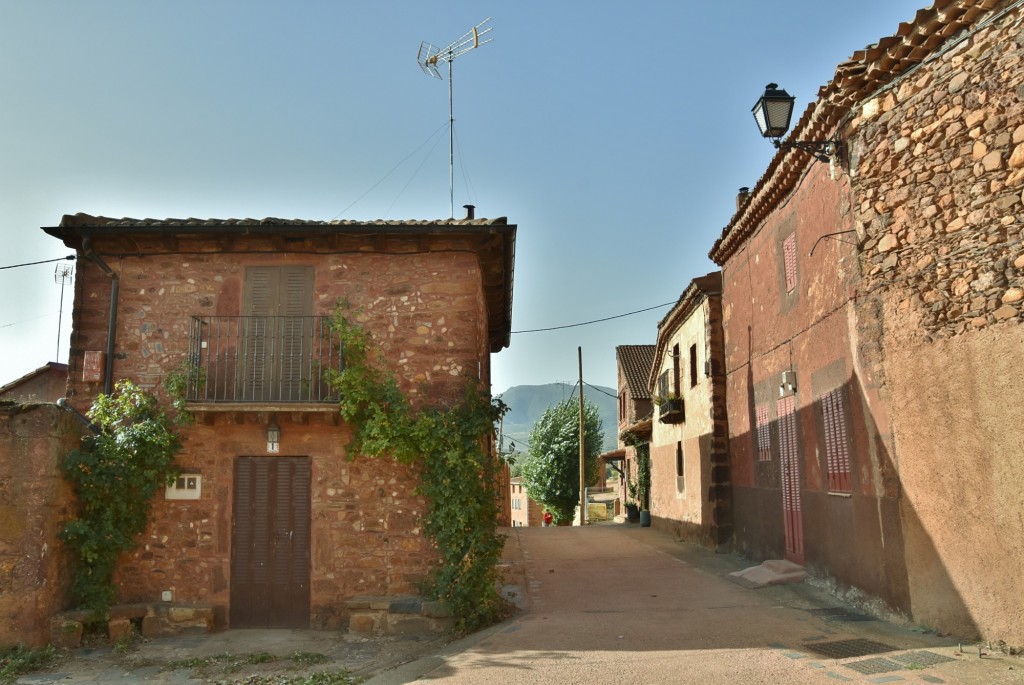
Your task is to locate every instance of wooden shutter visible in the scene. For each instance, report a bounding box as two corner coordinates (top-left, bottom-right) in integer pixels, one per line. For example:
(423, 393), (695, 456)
(243, 267), (314, 401)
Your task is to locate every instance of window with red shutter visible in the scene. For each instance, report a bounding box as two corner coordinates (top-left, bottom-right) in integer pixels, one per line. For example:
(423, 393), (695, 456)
(755, 404), (772, 462)
(820, 388), (852, 493)
(783, 233), (798, 292)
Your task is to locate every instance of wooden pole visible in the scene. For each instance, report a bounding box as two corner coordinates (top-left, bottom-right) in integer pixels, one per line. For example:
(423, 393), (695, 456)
(578, 346), (585, 526)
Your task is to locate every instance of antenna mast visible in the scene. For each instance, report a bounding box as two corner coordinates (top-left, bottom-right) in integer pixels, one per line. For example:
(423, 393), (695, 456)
(417, 18), (493, 218)
(54, 262), (74, 362)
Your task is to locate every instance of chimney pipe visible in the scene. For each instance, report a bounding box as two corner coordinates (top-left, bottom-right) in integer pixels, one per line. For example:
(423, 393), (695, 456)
(463, 204), (475, 220)
(736, 187), (750, 210)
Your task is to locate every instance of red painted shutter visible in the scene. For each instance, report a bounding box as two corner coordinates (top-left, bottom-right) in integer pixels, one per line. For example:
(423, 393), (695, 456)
(777, 395), (804, 561)
(783, 234), (798, 292)
(821, 388), (852, 493)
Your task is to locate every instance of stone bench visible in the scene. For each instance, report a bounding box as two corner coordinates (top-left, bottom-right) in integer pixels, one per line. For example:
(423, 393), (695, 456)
(51, 603), (216, 648)
(344, 596), (452, 637)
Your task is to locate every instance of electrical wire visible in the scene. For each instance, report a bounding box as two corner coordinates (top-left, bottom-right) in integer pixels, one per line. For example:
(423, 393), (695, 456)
(332, 123), (450, 220)
(512, 301), (676, 334)
(0, 255), (75, 270)
(584, 381), (618, 400)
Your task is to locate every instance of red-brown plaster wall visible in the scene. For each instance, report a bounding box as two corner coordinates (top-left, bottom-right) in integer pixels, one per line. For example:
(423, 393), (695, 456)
(720, 161), (905, 605)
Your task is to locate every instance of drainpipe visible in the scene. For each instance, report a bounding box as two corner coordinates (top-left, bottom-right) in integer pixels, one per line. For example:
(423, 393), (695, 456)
(56, 398), (100, 435)
(81, 237), (118, 396)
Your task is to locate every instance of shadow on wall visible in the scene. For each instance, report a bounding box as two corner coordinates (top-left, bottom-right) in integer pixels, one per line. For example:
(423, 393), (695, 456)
(731, 367), (981, 640)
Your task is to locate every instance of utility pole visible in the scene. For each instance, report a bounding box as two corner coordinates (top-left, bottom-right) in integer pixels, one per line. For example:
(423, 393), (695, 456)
(578, 346), (586, 526)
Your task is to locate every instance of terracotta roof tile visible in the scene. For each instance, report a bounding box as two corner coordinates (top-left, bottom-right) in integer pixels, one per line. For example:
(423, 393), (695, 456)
(616, 345), (655, 399)
(56, 213), (508, 229)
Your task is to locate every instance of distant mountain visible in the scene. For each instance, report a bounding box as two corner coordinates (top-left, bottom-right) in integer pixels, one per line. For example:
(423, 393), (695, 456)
(496, 383), (618, 453)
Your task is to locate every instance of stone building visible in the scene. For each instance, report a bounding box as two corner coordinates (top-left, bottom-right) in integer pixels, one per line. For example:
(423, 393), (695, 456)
(710, 0), (1023, 644)
(646, 272), (731, 549)
(608, 344), (655, 513)
(42, 212), (516, 629)
(0, 362), (68, 403)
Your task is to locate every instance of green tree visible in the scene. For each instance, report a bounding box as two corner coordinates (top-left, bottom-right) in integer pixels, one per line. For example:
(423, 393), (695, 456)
(521, 399), (604, 524)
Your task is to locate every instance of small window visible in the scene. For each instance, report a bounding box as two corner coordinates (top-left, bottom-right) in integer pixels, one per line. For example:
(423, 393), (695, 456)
(689, 344), (698, 388)
(166, 474), (202, 500)
(821, 388), (852, 493)
(657, 370), (670, 400)
(672, 344), (680, 396)
(675, 441), (685, 492)
(783, 234), (798, 292)
(755, 405), (772, 462)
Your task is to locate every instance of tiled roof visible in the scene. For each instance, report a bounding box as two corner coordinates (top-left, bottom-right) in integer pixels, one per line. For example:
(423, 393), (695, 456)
(616, 345), (656, 399)
(54, 212), (509, 230)
(709, 0), (1005, 264)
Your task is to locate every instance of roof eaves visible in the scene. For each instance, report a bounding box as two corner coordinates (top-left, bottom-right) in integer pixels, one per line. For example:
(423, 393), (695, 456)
(709, 0), (996, 266)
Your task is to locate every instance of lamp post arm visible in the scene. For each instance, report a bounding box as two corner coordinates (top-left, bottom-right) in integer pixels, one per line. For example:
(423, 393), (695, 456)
(773, 139), (843, 164)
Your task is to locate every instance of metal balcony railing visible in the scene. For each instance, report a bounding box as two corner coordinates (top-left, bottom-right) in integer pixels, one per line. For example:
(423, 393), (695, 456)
(187, 316), (342, 403)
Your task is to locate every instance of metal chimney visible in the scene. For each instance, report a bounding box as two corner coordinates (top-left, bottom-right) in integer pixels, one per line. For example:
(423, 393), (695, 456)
(736, 187), (750, 210)
(463, 204), (476, 220)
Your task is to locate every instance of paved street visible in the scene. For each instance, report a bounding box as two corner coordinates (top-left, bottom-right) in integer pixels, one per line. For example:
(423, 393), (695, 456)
(371, 524), (1023, 685)
(17, 523), (1023, 684)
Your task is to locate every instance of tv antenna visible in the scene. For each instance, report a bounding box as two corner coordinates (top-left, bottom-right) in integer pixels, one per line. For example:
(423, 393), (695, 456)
(54, 262), (74, 362)
(417, 17), (493, 219)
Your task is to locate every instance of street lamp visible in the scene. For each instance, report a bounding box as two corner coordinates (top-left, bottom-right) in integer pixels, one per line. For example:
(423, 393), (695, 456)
(752, 83), (842, 164)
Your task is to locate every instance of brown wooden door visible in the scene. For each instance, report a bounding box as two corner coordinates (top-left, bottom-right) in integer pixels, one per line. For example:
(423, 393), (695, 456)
(230, 456), (311, 628)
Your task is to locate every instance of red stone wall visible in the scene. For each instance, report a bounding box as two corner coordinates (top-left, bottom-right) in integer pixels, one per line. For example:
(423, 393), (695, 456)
(0, 404), (78, 646)
(65, 235), (494, 627)
(848, 1), (1024, 644)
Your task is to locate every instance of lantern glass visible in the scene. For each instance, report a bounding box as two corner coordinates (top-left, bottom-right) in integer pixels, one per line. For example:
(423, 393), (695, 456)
(752, 83), (795, 139)
(267, 422), (281, 444)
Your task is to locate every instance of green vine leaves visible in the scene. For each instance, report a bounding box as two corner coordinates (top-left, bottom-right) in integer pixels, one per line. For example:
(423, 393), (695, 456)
(60, 380), (182, 616)
(325, 305), (511, 634)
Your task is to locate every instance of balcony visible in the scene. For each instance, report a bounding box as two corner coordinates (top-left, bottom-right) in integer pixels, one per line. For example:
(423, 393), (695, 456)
(658, 398), (685, 424)
(187, 316), (342, 405)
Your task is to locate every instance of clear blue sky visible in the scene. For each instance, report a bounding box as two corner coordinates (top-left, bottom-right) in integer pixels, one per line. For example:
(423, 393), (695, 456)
(1, 1), (925, 395)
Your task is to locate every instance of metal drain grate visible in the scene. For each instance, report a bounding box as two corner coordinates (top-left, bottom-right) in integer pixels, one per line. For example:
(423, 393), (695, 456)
(890, 651), (955, 667)
(806, 607), (876, 622)
(844, 657), (905, 674)
(803, 639), (897, 659)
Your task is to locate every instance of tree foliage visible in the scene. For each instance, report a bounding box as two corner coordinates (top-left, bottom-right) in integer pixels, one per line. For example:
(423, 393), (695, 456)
(521, 399), (604, 524)
(60, 380), (182, 615)
(325, 306), (510, 634)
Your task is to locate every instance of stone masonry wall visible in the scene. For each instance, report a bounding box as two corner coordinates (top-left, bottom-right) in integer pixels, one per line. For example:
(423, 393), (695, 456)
(65, 236), (491, 628)
(850, 3), (1024, 340)
(0, 403), (78, 647)
(848, 1), (1024, 645)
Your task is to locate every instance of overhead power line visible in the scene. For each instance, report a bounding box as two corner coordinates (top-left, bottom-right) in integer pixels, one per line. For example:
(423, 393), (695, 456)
(511, 301), (675, 334)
